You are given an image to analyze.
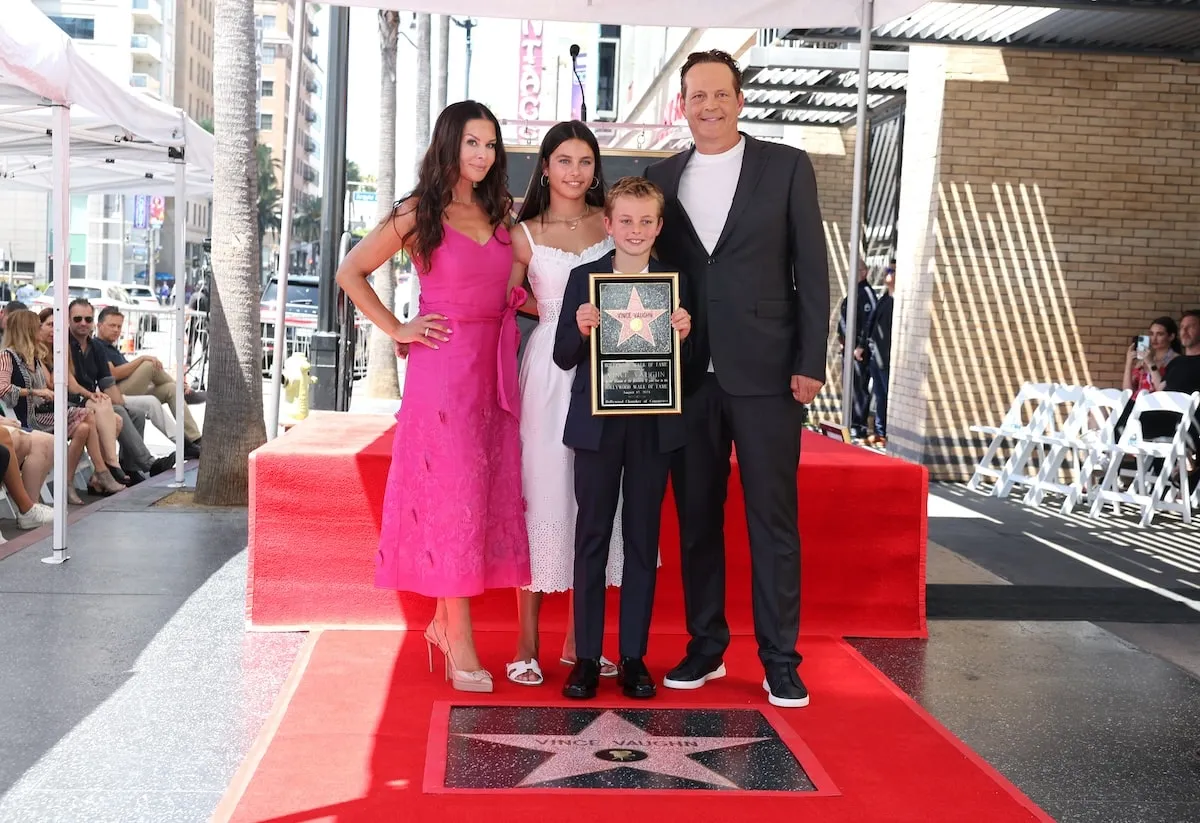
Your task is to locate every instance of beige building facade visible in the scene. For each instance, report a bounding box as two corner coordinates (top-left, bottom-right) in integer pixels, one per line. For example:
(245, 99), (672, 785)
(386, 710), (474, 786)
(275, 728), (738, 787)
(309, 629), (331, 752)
(801, 46), (1200, 482)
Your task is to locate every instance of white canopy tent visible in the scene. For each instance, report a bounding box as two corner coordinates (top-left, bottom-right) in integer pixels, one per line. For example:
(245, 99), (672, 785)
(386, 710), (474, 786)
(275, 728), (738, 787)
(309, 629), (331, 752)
(0, 0), (216, 562)
(268, 0), (922, 433)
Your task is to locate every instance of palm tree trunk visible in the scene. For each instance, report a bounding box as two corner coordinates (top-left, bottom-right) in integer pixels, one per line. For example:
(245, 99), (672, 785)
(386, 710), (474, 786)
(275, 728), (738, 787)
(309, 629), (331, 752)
(196, 0), (268, 505)
(436, 16), (450, 112)
(415, 14), (432, 158)
(366, 11), (401, 399)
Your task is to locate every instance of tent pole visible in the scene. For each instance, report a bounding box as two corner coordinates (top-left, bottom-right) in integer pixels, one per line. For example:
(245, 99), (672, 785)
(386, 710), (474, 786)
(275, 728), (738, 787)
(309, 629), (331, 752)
(266, 0), (308, 439)
(171, 161), (187, 485)
(841, 0), (874, 433)
(43, 104), (70, 565)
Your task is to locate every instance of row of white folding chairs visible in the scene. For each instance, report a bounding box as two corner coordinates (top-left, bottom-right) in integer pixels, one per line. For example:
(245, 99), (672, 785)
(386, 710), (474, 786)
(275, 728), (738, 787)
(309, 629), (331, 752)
(968, 382), (1199, 524)
(1088, 389), (1198, 526)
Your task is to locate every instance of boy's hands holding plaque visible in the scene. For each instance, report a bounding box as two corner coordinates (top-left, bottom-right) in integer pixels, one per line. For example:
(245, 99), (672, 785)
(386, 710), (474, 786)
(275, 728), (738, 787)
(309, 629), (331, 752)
(670, 307), (691, 341)
(577, 303), (601, 337)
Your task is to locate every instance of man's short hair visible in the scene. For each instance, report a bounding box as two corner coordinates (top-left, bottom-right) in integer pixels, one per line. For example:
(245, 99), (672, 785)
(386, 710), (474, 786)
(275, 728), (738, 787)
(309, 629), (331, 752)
(97, 305), (124, 323)
(68, 298), (92, 314)
(1182, 309), (1200, 324)
(4, 300), (27, 314)
(604, 177), (665, 219)
(680, 49), (743, 97)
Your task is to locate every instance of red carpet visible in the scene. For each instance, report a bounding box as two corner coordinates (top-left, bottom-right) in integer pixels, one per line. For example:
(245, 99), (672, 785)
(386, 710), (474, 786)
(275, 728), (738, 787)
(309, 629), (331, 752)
(248, 413), (926, 637)
(215, 630), (1052, 823)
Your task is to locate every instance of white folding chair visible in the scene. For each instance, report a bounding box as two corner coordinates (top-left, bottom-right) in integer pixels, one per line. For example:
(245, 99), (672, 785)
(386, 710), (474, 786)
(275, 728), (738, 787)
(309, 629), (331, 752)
(1089, 390), (1199, 526)
(1023, 387), (1130, 513)
(997, 383), (1085, 499)
(968, 382), (1056, 495)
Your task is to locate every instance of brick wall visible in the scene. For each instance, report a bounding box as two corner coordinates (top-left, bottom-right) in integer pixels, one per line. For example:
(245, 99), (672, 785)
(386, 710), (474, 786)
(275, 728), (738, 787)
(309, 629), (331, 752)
(894, 46), (1200, 481)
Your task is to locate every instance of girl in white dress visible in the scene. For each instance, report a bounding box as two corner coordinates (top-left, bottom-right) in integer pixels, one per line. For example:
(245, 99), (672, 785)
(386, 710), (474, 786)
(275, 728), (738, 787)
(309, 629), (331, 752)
(506, 122), (622, 686)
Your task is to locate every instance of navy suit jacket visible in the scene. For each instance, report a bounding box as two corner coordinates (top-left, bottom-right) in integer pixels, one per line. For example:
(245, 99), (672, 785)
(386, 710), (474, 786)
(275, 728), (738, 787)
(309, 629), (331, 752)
(553, 251), (690, 453)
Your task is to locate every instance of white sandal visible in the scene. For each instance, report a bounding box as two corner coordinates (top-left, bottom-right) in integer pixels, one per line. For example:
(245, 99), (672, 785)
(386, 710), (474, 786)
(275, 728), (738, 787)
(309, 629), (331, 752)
(560, 655), (619, 678)
(506, 659), (544, 686)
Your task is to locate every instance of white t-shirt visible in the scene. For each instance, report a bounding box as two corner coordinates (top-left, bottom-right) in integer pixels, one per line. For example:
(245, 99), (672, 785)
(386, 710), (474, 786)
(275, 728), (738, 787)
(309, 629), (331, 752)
(678, 137), (746, 255)
(678, 137), (745, 371)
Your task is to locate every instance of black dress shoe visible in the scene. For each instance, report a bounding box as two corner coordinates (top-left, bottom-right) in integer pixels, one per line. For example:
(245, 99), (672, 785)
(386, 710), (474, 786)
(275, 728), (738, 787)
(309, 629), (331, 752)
(562, 658), (601, 699)
(762, 663), (810, 708)
(617, 657), (656, 699)
(662, 654), (726, 690)
(184, 439), (201, 460)
(148, 454), (176, 476)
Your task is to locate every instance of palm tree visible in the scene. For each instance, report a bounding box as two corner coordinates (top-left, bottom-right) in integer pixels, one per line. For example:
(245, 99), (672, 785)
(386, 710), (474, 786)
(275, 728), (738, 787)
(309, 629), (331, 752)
(415, 14), (432, 158)
(365, 10), (402, 398)
(195, 0), (268, 505)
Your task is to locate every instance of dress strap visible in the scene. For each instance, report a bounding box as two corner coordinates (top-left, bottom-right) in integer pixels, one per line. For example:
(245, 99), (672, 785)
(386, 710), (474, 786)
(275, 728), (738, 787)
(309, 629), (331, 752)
(517, 220), (535, 248)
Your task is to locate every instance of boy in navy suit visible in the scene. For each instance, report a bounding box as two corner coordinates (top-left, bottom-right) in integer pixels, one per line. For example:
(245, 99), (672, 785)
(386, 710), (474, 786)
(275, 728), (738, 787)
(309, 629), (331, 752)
(553, 177), (692, 700)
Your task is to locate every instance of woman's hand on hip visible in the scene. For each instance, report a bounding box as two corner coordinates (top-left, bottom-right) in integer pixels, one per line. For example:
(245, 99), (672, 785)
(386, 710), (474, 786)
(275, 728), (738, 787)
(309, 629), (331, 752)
(396, 313), (451, 349)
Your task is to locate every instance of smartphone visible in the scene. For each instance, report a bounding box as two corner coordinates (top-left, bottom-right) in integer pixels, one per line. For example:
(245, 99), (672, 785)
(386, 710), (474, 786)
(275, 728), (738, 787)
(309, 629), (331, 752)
(1137, 334), (1150, 351)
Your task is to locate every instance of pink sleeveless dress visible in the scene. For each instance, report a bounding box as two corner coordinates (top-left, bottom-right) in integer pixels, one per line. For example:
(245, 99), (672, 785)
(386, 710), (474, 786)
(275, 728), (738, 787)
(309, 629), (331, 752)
(375, 223), (531, 597)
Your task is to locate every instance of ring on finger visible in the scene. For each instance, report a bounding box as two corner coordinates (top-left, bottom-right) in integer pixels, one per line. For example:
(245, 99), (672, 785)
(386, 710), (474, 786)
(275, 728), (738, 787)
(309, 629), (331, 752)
(423, 327), (429, 337)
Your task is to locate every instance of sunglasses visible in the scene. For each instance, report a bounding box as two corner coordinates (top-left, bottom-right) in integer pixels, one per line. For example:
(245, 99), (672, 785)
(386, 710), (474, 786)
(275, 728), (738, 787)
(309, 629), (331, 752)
(72, 316), (94, 323)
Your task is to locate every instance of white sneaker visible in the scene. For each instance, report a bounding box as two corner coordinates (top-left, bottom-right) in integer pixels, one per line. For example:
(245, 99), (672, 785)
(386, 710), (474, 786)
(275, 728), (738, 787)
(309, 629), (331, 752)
(17, 503), (54, 530)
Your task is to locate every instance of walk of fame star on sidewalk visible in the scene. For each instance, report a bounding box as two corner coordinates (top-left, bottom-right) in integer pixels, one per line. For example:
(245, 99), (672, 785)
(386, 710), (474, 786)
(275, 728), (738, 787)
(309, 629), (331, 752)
(459, 710), (767, 788)
(426, 704), (836, 795)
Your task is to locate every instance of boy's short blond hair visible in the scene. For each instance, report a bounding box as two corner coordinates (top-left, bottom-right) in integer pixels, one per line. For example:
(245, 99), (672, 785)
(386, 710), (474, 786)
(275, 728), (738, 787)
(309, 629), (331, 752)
(604, 176), (665, 219)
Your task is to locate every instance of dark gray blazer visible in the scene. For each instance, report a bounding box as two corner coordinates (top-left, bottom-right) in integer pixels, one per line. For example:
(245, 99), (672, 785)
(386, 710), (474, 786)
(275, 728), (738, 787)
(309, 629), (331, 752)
(647, 134), (830, 397)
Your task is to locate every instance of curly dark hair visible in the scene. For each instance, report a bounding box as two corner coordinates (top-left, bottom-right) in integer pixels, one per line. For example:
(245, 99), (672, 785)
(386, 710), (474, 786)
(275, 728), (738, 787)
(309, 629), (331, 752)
(395, 100), (512, 270)
(515, 121), (606, 225)
(680, 49), (743, 97)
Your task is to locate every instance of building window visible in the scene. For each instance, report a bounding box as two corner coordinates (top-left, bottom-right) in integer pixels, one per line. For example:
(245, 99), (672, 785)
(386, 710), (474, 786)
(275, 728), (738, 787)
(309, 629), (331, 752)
(262, 45), (276, 65)
(261, 80), (274, 98)
(262, 15), (276, 29)
(48, 15), (95, 40)
(596, 38), (619, 120)
(258, 113), (273, 131)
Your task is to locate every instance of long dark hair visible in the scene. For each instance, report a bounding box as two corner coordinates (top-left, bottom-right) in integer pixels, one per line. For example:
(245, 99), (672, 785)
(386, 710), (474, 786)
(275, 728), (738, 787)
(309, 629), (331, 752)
(396, 100), (512, 269)
(1150, 315), (1183, 354)
(515, 121), (606, 224)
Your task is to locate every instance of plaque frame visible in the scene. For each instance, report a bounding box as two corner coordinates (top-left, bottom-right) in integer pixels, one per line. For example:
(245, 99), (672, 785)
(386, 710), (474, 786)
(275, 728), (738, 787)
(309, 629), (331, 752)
(587, 271), (682, 416)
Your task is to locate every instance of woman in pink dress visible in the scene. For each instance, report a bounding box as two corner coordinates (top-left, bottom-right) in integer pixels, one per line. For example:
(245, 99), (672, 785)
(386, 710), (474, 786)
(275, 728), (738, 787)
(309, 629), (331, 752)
(336, 101), (530, 694)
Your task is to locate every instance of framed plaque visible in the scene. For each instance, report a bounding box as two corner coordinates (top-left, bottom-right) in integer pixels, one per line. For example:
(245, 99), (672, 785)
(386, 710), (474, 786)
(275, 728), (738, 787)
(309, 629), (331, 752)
(588, 271), (682, 415)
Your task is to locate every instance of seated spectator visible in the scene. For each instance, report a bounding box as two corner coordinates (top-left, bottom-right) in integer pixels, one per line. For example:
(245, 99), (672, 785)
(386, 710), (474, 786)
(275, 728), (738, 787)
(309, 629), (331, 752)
(66, 299), (173, 481)
(1, 310), (122, 499)
(93, 306), (202, 459)
(0, 300), (27, 347)
(1123, 316), (1181, 397)
(37, 309), (127, 483)
(1141, 309), (1200, 448)
(1147, 310), (1200, 396)
(0, 425), (53, 528)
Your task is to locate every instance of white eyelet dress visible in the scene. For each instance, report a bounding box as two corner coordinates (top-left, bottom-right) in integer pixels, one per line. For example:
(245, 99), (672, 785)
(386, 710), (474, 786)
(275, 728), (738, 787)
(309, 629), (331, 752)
(517, 223), (625, 592)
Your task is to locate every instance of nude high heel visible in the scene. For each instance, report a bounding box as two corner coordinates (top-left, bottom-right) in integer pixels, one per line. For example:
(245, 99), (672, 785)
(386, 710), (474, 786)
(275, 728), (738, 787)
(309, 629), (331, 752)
(423, 620), (493, 693)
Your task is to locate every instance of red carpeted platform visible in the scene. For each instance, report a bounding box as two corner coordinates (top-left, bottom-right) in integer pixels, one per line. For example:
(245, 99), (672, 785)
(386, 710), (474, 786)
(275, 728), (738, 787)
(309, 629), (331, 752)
(248, 413), (926, 637)
(213, 630), (1052, 822)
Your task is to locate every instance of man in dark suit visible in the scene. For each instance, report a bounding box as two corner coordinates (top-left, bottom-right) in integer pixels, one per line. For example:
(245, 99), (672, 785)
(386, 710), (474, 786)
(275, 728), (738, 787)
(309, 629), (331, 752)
(554, 177), (692, 700)
(840, 261), (878, 440)
(646, 50), (829, 708)
(860, 262), (894, 443)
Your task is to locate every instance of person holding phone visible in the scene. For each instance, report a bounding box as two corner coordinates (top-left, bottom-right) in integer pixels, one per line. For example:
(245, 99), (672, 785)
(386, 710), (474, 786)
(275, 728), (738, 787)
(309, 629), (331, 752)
(1123, 316), (1181, 397)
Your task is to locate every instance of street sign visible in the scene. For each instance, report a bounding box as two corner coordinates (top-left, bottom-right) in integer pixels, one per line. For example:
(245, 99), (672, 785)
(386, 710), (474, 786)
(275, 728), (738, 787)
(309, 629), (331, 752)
(351, 191), (377, 203)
